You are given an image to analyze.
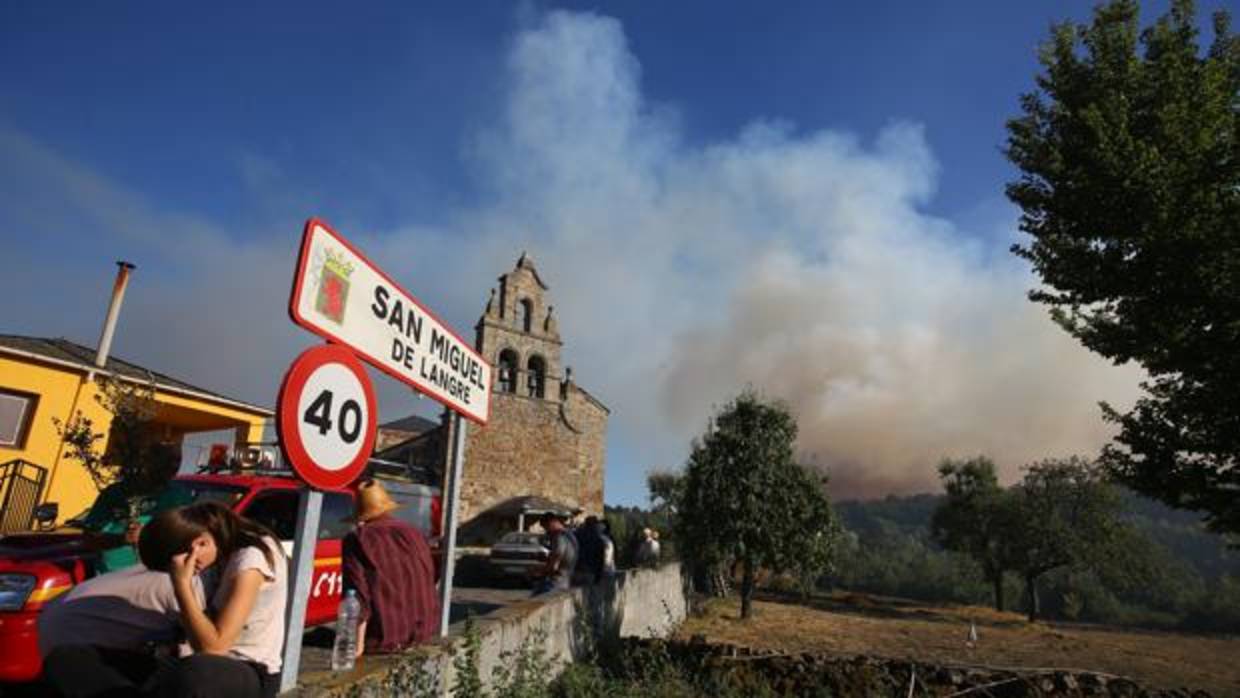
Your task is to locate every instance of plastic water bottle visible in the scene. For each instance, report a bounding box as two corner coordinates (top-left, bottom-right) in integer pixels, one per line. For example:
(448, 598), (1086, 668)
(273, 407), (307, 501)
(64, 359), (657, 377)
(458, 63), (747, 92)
(331, 590), (361, 671)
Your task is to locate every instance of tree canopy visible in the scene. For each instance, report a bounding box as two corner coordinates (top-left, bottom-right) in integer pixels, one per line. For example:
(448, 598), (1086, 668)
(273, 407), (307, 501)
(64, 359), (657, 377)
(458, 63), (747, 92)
(646, 470), (683, 519)
(933, 456), (1135, 621)
(837, 487), (1240, 631)
(931, 457), (1019, 611)
(1007, 457), (1130, 620)
(676, 392), (840, 618)
(55, 375), (179, 521)
(1005, 0), (1240, 534)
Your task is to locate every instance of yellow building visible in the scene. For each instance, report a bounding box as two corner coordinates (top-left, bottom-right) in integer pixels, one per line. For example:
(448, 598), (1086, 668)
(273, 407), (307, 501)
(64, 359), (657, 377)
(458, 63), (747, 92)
(0, 335), (271, 530)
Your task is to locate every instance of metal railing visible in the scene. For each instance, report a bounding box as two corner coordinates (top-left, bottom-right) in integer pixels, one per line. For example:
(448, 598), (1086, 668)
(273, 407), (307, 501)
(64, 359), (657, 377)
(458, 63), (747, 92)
(0, 459), (48, 534)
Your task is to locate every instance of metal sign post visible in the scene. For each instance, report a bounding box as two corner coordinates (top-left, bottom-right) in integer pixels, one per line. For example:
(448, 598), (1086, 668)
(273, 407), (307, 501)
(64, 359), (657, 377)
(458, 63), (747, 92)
(273, 345), (377, 693)
(438, 412), (468, 636)
(279, 488), (323, 693)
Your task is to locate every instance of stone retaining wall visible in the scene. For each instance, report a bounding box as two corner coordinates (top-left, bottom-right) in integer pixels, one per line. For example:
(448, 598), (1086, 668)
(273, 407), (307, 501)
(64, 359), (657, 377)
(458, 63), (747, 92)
(289, 562), (686, 697)
(637, 637), (1214, 698)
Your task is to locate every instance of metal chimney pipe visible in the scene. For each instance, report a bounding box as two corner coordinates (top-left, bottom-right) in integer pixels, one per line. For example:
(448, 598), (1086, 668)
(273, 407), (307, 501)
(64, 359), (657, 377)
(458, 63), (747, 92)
(95, 261), (136, 368)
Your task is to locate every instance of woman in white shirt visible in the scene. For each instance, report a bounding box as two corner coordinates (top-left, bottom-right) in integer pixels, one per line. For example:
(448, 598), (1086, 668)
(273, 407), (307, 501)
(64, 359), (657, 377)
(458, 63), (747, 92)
(139, 502), (287, 698)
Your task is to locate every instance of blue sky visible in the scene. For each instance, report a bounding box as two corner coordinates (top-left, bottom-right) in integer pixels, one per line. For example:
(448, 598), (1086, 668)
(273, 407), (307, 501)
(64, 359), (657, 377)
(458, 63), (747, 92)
(4, 1), (1113, 229)
(3, 2), (1188, 505)
(4, 0), (1142, 225)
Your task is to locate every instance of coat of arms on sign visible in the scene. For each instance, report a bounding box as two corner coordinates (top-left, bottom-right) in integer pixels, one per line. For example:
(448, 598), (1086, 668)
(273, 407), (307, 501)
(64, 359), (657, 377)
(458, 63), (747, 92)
(315, 248), (354, 325)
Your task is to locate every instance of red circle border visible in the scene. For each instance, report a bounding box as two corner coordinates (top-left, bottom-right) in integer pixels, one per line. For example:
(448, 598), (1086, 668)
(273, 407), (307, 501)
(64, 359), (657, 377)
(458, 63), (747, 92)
(277, 344), (378, 490)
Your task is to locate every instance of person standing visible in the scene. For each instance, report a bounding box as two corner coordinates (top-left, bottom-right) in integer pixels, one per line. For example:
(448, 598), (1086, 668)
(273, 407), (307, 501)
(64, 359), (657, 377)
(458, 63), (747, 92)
(340, 479), (440, 654)
(573, 515), (605, 585)
(531, 511), (577, 595)
(636, 528), (661, 567)
(599, 520), (617, 579)
(138, 502), (288, 698)
(635, 528), (653, 565)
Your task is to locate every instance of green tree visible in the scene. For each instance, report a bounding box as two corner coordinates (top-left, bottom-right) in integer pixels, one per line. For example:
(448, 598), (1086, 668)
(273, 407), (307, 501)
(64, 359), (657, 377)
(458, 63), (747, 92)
(646, 470), (683, 519)
(1006, 457), (1129, 621)
(1005, 0), (1240, 534)
(784, 464), (843, 598)
(646, 469), (683, 549)
(54, 375), (179, 525)
(931, 457), (1018, 611)
(676, 392), (840, 619)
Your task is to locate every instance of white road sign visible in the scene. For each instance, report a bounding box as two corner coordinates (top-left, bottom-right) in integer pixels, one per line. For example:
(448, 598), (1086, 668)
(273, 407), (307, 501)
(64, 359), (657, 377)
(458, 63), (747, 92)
(276, 344), (378, 490)
(289, 218), (492, 424)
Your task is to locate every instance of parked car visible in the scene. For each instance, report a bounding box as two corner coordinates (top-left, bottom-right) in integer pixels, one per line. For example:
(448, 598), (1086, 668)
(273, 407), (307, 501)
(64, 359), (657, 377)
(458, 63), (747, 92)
(0, 468), (440, 684)
(488, 531), (549, 579)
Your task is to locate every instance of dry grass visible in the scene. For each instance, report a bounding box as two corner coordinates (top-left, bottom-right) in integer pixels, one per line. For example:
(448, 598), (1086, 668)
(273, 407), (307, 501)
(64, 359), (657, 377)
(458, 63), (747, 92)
(676, 591), (1240, 695)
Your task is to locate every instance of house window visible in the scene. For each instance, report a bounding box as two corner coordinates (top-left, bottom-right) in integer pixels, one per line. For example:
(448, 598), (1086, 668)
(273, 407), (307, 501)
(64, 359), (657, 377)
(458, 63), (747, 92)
(498, 349), (519, 394)
(0, 389), (37, 449)
(527, 355), (546, 399)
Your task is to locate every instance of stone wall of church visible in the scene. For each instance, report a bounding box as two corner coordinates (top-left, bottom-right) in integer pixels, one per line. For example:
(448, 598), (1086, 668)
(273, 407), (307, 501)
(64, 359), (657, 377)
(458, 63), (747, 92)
(496, 262), (552, 337)
(455, 382), (606, 540)
(444, 254), (607, 544)
(477, 320), (564, 402)
(560, 385), (607, 510)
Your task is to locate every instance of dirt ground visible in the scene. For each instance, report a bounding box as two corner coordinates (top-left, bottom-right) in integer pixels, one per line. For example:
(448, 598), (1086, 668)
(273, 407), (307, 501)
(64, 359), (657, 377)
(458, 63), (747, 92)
(675, 591), (1240, 696)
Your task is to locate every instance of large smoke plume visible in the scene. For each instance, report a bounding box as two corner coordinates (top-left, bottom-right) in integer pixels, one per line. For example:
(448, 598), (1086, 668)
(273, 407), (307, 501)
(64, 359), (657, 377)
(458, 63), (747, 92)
(0, 10), (1142, 500)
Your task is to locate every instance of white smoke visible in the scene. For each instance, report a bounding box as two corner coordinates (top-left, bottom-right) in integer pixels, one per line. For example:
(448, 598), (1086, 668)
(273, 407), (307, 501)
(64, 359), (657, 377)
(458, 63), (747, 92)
(0, 10), (1142, 500)
(406, 11), (1143, 497)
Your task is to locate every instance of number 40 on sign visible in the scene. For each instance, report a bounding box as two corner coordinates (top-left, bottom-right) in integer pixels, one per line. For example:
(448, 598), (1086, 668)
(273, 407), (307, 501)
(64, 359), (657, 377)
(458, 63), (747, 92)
(303, 389), (364, 444)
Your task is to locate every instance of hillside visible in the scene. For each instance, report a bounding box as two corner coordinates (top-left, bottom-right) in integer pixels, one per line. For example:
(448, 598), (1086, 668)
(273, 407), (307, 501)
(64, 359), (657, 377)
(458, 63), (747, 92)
(830, 490), (1240, 631)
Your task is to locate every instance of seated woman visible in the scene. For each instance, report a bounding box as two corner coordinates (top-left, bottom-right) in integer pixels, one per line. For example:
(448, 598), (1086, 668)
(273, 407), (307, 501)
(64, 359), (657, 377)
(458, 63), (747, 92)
(138, 502), (288, 698)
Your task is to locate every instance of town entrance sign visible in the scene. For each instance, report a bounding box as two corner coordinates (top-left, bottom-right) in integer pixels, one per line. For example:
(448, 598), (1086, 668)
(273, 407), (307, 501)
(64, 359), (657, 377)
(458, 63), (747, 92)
(277, 218), (490, 692)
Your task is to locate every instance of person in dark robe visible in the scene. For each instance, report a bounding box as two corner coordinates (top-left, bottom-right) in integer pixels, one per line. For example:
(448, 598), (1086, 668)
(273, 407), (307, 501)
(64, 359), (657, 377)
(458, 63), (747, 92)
(573, 515), (605, 585)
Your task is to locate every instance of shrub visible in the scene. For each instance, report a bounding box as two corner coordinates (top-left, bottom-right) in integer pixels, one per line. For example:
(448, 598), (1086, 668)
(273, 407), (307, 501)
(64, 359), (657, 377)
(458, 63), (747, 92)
(451, 618), (484, 698)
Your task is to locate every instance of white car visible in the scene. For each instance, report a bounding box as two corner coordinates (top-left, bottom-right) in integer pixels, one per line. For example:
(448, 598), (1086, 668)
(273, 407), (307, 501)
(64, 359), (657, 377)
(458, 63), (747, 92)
(488, 531), (550, 578)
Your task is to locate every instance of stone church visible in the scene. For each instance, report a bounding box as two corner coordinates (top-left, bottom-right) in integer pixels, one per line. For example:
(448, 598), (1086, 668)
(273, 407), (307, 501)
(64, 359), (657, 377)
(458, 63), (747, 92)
(376, 254), (608, 543)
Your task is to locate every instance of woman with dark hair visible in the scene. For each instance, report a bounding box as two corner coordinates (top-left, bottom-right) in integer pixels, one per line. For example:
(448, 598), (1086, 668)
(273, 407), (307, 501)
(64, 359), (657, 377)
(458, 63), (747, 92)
(138, 501), (288, 698)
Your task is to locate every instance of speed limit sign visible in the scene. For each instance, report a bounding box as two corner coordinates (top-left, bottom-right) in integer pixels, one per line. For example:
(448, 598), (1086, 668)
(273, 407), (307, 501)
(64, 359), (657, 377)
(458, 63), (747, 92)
(276, 344), (378, 490)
